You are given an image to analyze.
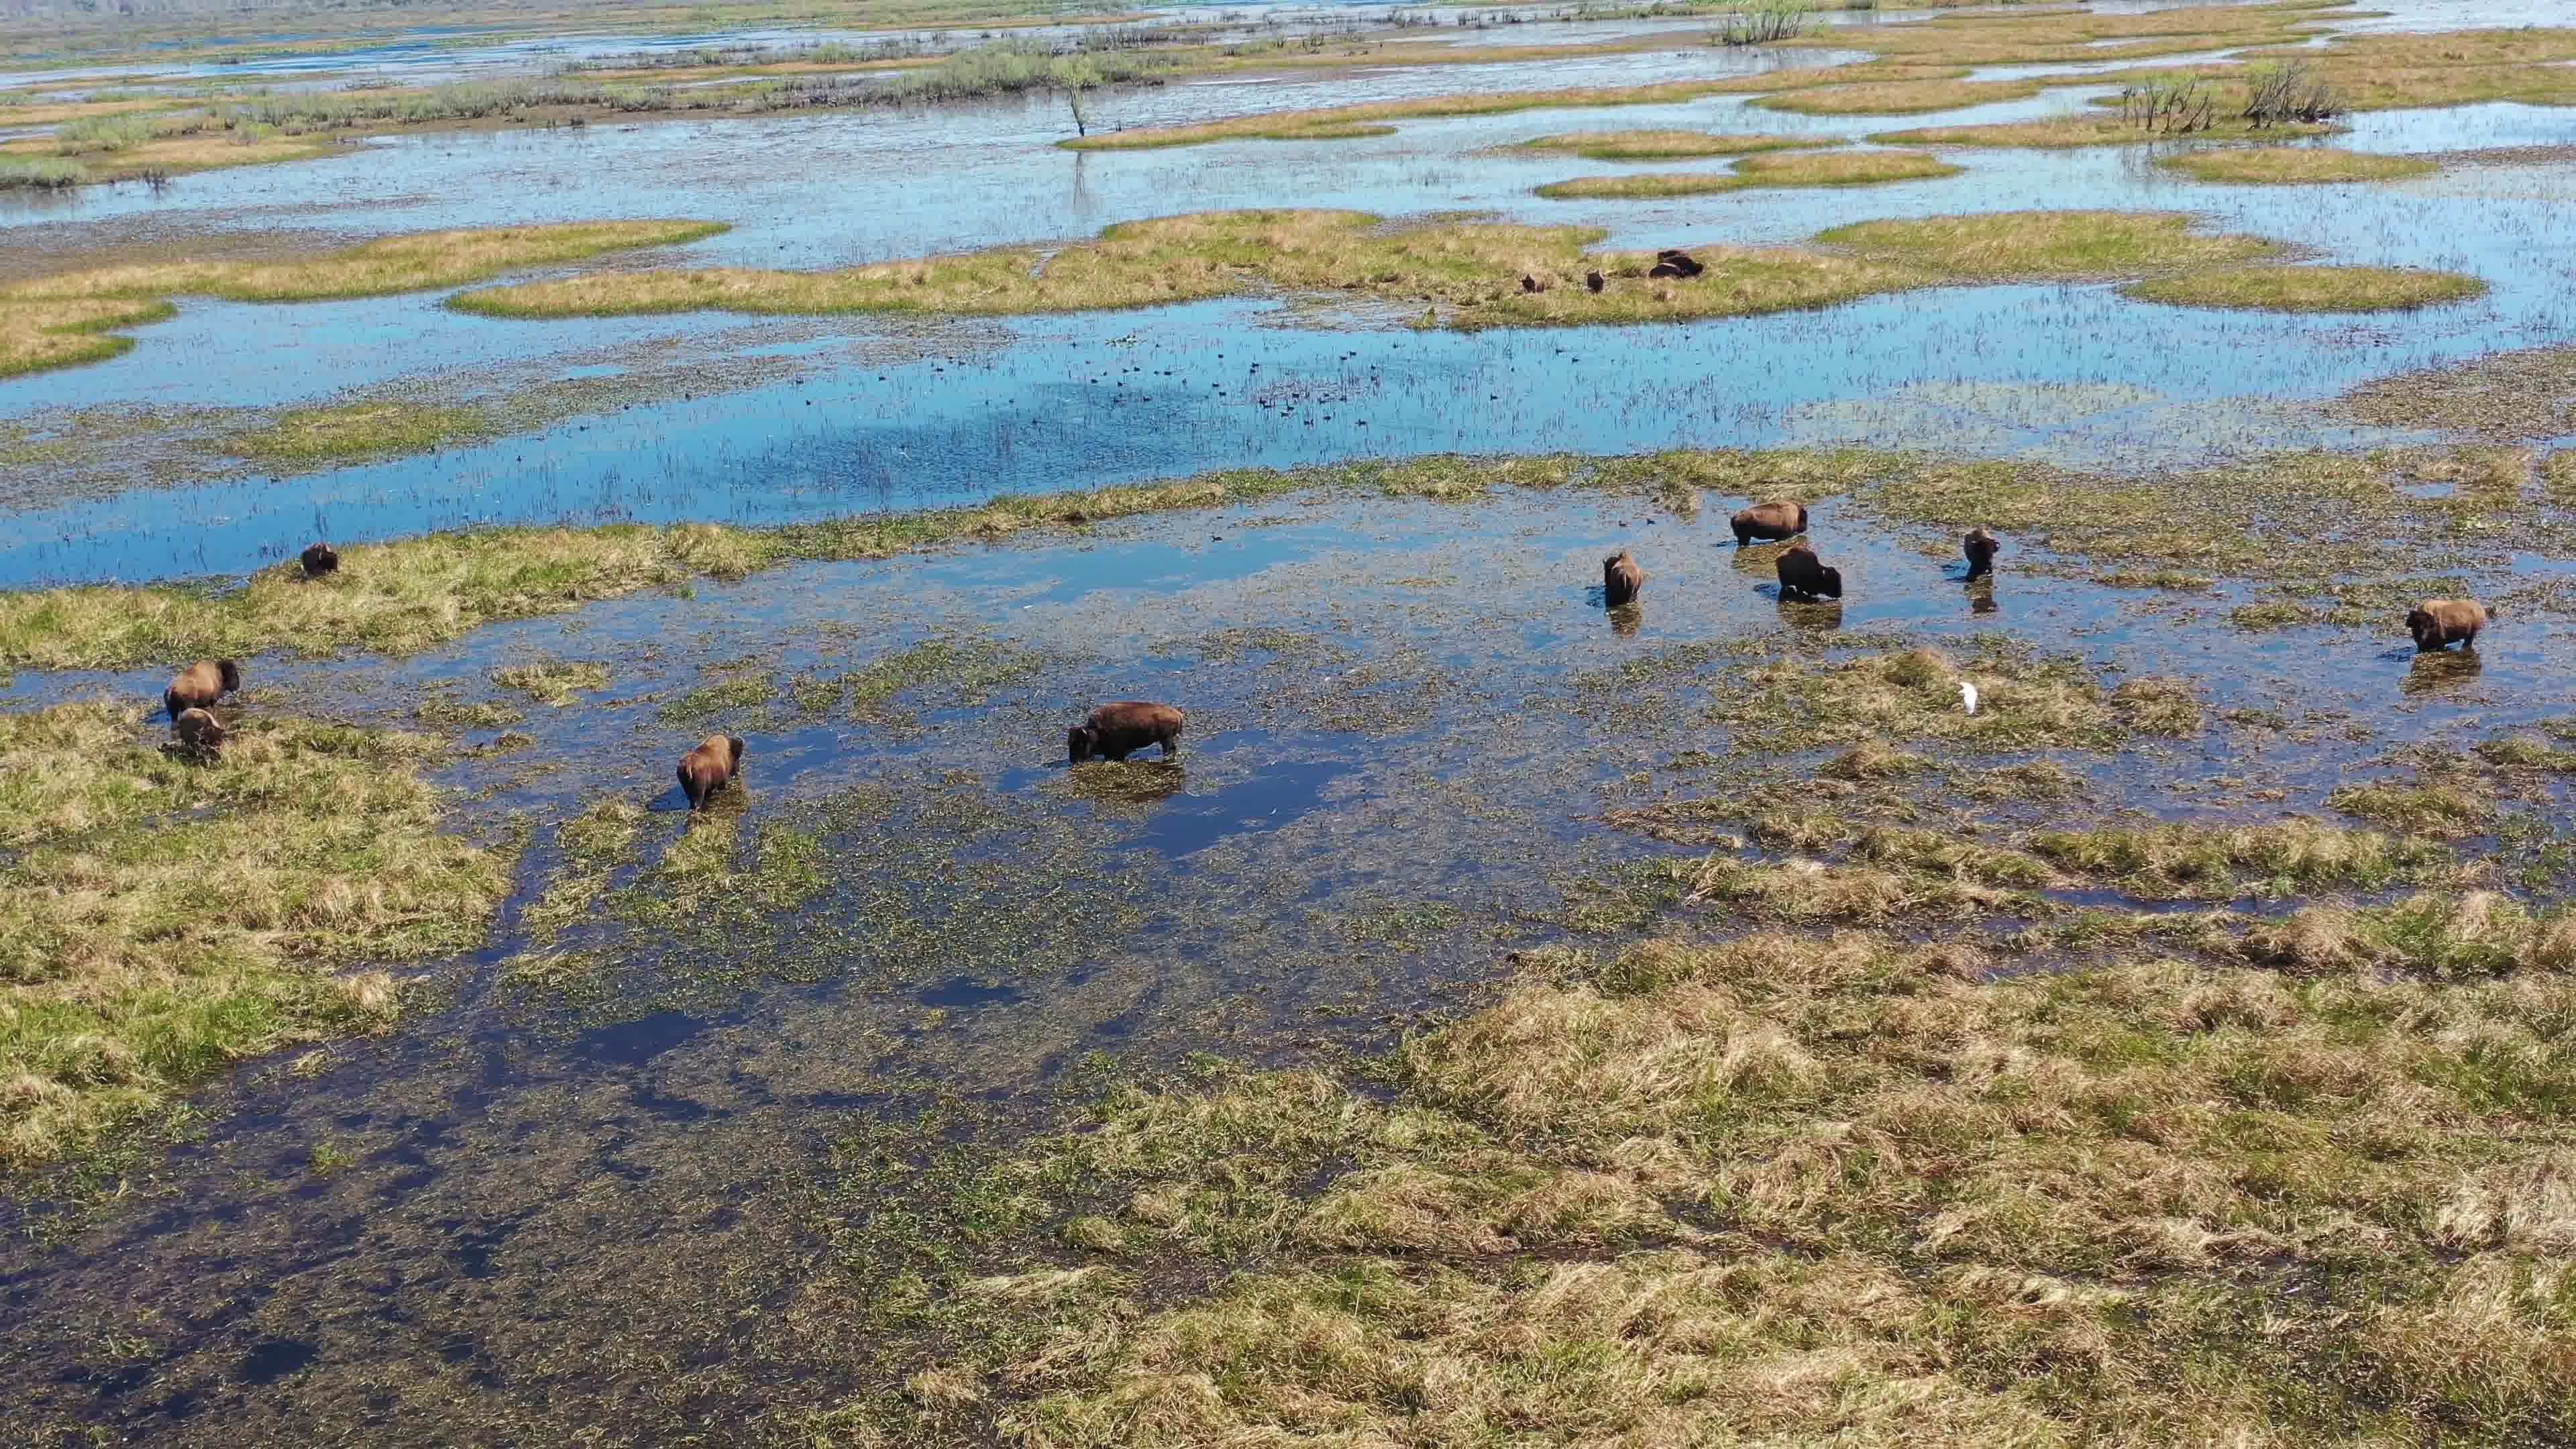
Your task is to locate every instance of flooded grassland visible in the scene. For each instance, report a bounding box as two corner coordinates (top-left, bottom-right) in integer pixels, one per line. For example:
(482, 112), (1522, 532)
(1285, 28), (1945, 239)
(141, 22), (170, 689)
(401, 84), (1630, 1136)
(3, 0), (2576, 1444)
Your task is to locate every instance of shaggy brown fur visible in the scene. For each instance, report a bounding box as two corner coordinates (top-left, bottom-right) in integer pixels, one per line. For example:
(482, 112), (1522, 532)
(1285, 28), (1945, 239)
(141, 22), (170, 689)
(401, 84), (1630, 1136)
(1776, 541), (1844, 600)
(1068, 701), (1185, 763)
(164, 659), (241, 719)
(1521, 274), (1550, 294)
(678, 733), (746, 810)
(2406, 598), (2489, 652)
(1647, 248), (1704, 279)
(1585, 270), (1605, 293)
(1964, 526), (2000, 580)
(1730, 500), (1809, 545)
(172, 707), (226, 759)
(1603, 548), (1645, 607)
(301, 541), (339, 578)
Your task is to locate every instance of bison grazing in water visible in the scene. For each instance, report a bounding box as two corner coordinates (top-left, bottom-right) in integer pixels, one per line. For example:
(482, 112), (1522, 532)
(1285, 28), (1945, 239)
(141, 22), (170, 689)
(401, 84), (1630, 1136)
(2405, 598), (2489, 652)
(678, 734), (745, 811)
(1963, 527), (2000, 580)
(1067, 701), (1185, 763)
(1776, 542), (1843, 601)
(164, 658), (241, 720)
(1603, 549), (1645, 607)
(1729, 500), (1808, 545)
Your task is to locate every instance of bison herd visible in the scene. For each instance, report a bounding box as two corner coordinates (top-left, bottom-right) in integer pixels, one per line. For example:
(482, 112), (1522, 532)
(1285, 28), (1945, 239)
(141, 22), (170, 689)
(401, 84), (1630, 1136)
(143, 522), (2497, 817)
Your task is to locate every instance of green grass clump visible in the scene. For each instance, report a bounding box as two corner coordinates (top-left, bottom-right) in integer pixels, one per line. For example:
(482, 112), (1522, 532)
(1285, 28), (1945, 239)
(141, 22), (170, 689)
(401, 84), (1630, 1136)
(2121, 264), (2486, 313)
(0, 701), (512, 1166)
(1513, 129), (1828, 160)
(2328, 777), (2496, 839)
(1536, 148), (1962, 199)
(2158, 145), (2436, 184)
(1706, 643), (2200, 753)
(231, 399), (490, 464)
(1816, 208), (2285, 278)
(2027, 818), (2444, 900)
(0, 154), (85, 190)
(492, 659), (612, 706)
(1869, 115), (2337, 148)
(448, 208), (1925, 329)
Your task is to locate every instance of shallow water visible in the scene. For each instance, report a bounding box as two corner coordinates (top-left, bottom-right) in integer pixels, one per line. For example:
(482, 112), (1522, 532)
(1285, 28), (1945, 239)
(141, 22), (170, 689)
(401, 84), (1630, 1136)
(2, 484), (2565, 1442)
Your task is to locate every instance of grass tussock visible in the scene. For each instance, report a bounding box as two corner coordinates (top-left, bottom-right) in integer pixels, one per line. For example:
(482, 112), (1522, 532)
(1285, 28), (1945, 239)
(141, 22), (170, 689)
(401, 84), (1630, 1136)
(2158, 144), (2437, 184)
(2121, 264), (2487, 313)
(0, 701), (511, 1167)
(1756, 74), (2048, 115)
(2026, 818), (2445, 901)
(449, 208), (1927, 330)
(7, 219), (728, 305)
(1817, 209), (2284, 278)
(1708, 644), (2201, 753)
(1536, 148), (1962, 199)
(231, 399), (491, 464)
(880, 911), (2576, 1446)
(2331, 345), (2576, 440)
(0, 297), (173, 379)
(1512, 128), (1827, 160)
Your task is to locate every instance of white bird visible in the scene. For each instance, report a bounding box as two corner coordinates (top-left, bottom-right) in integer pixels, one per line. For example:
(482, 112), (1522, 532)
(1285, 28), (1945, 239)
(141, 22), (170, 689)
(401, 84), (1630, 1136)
(1959, 681), (1979, 716)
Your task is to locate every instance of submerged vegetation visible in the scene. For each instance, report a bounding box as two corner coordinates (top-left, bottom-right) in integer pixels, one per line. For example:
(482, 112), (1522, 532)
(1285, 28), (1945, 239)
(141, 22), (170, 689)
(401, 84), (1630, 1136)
(232, 398), (494, 464)
(0, 702), (510, 1165)
(2122, 264), (2488, 313)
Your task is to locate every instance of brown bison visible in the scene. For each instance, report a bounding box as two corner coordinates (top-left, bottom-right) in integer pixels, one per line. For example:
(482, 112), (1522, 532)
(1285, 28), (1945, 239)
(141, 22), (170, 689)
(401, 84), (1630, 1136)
(172, 707), (226, 759)
(1521, 274), (1550, 294)
(1776, 542), (1843, 600)
(1730, 500), (1808, 545)
(2406, 598), (2489, 652)
(164, 658), (241, 719)
(1603, 548), (1645, 607)
(1068, 701), (1185, 763)
(1585, 270), (1605, 293)
(1963, 526), (2000, 580)
(1647, 248), (1704, 279)
(301, 541), (339, 578)
(678, 733), (745, 811)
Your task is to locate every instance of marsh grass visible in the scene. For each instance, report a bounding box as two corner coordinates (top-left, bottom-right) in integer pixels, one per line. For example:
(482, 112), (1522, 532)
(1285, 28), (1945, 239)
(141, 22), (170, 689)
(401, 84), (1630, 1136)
(0, 701), (511, 1166)
(8, 218), (729, 305)
(0, 154), (85, 190)
(2332, 345), (2576, 439)
(1754, 74), (2046, 115)
(2121, 264), (2486, 313)
(492, 659), (611, 705)
(2027, 818), (2444, 901)
(1705, 643), (2202, 753)
(813, 903), (2576, 1445)
(1511, 128), (1826, 160)
(1055, 64), (1967, 149)
(2329, 776), (2496, 839)
(0, 297), (173, 379)
(1535, 148), (1960, 199)
(1871, 115), (2334, 148)
(448, 208), (1927, 329)
(2158, 144), (2436, 184)
(231, 398), (490, 464)
(1816, 209), (2284, 277)
(0, 130), (339, 179)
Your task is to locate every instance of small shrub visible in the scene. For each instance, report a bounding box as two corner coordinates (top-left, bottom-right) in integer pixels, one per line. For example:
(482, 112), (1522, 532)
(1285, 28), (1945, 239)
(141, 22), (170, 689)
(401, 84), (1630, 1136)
(2243, 60), (2343, 126)
(1714, 0), (1813, 46)
(0, 155), (84, 190)
(2121, 75), (2214, 133)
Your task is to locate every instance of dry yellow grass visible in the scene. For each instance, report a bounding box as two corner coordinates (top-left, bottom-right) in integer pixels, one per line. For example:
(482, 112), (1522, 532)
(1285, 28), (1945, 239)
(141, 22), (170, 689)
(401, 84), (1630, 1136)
(0, 297), (174, 378)
(1831, 1), (2335, 68)
(1513, 128), (1828, 160)
(2122, 264), (2487, 313)
(2159, 145), (2438, 183)
(1755, 75), (2050, 116)
(0, 701), (513, 1166)
(7, 218), (729, 304)
(1816, 209), (2285, 278)
(451, 207), (1929, 329)
(0, 96), (184, 126)
(0, 129), (339, 178)
(1536, 149), (1964, 199)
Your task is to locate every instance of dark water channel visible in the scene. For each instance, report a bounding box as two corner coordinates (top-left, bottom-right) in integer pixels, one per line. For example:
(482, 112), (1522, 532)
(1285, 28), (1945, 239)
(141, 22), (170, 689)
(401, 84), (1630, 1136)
(2, 488), (2571, 1442)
